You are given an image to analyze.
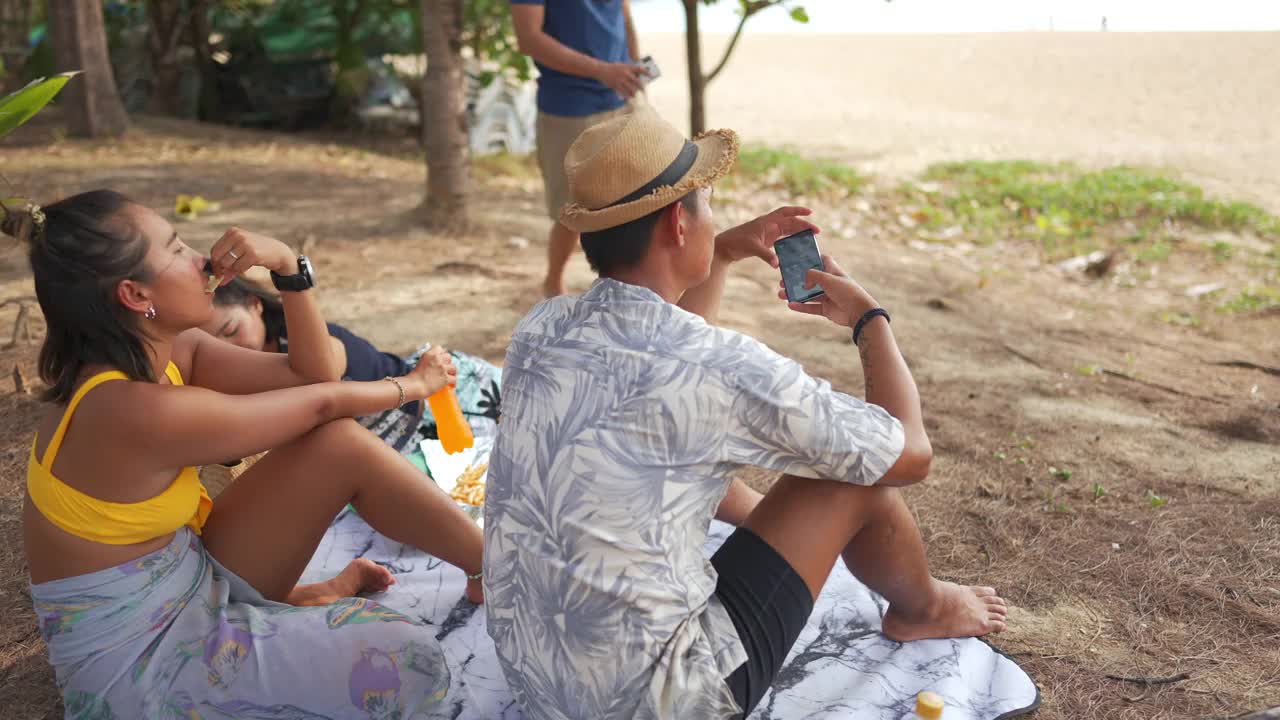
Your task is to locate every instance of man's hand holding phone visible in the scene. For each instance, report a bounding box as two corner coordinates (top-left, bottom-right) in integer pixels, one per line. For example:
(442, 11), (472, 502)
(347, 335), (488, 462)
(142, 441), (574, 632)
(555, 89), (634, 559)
(780, 255), (881, 328)
(596, 61), (647, 99)
(638, 55), (661, 85)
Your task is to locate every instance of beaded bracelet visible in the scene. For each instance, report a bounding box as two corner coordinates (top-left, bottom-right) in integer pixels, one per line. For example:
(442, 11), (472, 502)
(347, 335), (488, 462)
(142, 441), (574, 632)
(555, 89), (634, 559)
(384, 376), (406, 408)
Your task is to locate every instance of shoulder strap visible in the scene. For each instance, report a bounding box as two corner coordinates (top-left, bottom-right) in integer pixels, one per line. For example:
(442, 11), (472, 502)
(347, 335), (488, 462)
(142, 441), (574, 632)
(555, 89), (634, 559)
(40, 371), (129, 468)
(164, 361), (184, 386)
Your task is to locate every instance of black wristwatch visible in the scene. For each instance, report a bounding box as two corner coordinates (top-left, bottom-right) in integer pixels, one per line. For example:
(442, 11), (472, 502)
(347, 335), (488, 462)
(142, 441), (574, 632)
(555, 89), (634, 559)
(270, 255), (316, 292)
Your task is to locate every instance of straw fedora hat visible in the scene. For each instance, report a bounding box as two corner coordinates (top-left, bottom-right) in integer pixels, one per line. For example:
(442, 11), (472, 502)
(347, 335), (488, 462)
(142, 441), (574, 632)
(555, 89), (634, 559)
(559, 102), (739, 233)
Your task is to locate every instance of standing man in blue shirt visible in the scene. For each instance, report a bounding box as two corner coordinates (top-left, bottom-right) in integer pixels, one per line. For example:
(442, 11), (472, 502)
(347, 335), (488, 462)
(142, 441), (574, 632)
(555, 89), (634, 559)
(511, 0), (650, 297)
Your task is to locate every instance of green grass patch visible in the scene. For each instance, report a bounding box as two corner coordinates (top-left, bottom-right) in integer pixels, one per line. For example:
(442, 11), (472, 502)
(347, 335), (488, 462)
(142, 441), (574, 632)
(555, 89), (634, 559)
(473, 151), (540, 180)
(1211, 240), (1235, 262)
(1216, 286), (1280, 314)
(1136, 239), (1175, 263)
(904, 160), (1280, 260)
(1159, 310), (1200, 327)
(731, 145), (866, 196)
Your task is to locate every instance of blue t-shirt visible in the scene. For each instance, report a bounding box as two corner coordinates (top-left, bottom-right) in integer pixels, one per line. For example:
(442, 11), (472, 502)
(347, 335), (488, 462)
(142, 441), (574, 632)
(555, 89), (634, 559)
(510, 0), (630, 117)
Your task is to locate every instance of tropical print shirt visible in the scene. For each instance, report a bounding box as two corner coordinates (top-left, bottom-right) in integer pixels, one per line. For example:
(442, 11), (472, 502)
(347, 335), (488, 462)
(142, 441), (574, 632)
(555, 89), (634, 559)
(483, 279), (905, 719)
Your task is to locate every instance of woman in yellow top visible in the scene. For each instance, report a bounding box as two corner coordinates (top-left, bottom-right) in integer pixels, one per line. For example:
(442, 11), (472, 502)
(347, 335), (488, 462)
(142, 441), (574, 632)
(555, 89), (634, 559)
(8, 190), (483, 718)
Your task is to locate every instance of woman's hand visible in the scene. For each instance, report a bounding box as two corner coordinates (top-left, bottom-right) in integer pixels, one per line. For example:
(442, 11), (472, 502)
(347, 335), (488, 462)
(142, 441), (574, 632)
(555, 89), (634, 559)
(779, 254), (881, 328)
(208, 227), (297, 286)
(403, 346), (457, 400)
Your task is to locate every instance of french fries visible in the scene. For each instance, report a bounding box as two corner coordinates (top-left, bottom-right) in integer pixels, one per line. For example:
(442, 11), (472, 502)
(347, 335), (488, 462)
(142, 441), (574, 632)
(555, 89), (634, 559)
(203, 259), (221, 293)
(449, 462), (488, 506)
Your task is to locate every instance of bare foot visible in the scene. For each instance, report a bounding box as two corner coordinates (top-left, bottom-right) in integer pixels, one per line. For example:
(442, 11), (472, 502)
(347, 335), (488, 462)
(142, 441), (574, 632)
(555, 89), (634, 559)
(286, 558), (396, 607)
(881, 581), (1008, 642)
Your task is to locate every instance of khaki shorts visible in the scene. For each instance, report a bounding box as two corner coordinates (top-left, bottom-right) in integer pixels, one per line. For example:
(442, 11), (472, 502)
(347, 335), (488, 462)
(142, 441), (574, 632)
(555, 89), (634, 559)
(536, 104), (633, 221)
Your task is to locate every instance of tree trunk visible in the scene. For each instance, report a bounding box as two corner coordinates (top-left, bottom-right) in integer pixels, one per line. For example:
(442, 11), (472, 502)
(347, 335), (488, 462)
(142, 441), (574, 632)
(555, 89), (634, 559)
(682, 0), (705, 136)
(188, 0), (218, 121)
(48, 0), (128, 137)
(332, 0), (370, 123)
(0, 0), (35, 93)
(419, 0), (469, 226)
(145, 0), (185, 115)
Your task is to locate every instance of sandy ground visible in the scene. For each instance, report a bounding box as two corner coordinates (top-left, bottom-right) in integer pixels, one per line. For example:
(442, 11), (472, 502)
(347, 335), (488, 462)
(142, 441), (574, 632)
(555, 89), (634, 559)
(641, 32), (1280, 212)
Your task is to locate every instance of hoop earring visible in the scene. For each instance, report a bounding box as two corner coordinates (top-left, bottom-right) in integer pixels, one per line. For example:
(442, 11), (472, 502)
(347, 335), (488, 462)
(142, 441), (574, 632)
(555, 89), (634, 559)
(143, 305), (157, 321)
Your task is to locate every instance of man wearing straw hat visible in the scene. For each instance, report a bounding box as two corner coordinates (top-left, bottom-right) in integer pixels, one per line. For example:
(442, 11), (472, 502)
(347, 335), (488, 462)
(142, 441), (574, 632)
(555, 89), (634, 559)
(483, 105), (1009, 719)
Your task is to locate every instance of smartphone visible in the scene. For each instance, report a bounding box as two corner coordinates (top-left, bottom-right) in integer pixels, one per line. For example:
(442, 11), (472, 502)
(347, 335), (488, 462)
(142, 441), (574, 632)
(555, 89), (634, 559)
(638, 55), (661, 84)
(775, 229), (825, 303)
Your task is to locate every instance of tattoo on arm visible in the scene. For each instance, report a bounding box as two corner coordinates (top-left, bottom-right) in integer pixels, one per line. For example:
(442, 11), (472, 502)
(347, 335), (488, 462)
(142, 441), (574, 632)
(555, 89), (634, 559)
(859, 339), (875, 397)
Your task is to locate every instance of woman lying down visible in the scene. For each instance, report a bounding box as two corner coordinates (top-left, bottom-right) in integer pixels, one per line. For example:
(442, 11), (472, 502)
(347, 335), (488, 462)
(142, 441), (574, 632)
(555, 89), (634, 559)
(201, 276), (503, 454)
(9, 190), (481, 718)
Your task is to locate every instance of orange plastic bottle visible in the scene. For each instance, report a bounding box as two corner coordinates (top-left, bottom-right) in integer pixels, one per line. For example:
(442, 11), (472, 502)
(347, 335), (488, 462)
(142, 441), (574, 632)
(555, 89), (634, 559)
(912, 691), (944, 720)
(428, 386), (474, 454)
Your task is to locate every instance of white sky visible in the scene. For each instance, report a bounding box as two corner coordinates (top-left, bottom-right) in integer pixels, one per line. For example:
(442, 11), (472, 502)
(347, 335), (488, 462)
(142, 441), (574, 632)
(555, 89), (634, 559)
(630, 0), (1280, 33)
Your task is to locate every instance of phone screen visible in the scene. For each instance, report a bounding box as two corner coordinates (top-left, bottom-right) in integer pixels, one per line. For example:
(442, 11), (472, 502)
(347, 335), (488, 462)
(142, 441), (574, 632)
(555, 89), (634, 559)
(774, 230), (824, 303)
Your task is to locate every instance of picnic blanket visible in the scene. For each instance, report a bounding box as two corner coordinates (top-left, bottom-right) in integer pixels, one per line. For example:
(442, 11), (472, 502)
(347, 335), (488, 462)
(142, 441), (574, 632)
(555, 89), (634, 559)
(302, 512), (1040, 720)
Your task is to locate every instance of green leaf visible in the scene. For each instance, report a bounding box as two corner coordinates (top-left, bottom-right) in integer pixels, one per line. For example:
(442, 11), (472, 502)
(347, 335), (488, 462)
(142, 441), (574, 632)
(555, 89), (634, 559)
(789, 6), (810, 23)
(1145, 489), (1167, 508)
(0, 197), (21, 225)
(0, 72), (79, 140)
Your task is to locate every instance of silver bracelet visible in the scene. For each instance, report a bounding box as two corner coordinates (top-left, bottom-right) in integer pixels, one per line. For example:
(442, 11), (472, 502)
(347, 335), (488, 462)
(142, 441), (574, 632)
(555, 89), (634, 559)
(384, 376), (406, 408)
(465, 569), (483, 581)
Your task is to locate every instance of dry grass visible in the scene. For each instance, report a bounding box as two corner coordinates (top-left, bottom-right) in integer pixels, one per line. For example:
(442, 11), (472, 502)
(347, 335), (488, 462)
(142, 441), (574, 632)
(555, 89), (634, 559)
(0, 348), (60, 718)
(1, 115), (1277, 720)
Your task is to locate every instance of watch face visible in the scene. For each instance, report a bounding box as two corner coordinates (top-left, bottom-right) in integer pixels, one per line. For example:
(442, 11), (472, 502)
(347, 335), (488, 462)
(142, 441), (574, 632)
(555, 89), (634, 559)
(299, 256), (315, 285)
(273, 256), (316, 292)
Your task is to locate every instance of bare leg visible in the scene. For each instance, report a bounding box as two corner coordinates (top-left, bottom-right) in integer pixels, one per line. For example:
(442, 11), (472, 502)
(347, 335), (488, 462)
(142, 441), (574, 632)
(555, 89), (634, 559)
(716, 477), (764, 527)
(287, 558), (396, 607)
(742, 475), (1007, 641)
(201, 419), (485, 604)
(543, 221), (578, 297)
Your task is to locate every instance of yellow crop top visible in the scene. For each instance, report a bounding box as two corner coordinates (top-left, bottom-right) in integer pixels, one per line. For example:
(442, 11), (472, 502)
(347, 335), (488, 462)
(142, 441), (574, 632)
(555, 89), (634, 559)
(27, 362), (213, 545)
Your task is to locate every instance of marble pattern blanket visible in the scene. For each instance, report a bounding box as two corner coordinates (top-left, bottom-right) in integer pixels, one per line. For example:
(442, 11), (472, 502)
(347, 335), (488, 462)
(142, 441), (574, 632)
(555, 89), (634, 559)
(302, 512), (1040, 720)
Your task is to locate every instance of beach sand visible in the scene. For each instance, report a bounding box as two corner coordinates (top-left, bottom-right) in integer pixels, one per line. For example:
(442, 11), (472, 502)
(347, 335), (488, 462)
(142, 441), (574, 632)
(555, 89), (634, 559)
(641, 32), (1280, 210)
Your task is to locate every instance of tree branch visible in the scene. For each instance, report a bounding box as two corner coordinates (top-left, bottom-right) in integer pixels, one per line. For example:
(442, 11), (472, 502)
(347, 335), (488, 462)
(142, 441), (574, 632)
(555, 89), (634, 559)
(350, 0), (371, 31)
(1211, 360), (1280, 377)
(1, 296), (37, 349)
(705, 1), (781, 85)
(146, 1), (186, 63)
(1105, 672), (1191, 686)
(1099, 369), (1227, 405)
